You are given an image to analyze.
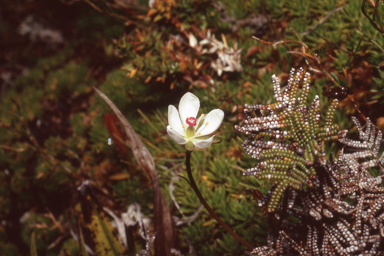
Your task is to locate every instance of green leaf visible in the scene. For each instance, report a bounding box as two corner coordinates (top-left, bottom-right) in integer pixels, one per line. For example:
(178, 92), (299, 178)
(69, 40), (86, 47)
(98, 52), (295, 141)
(212, 136), (222, 144)
(161, 134), (172, 140)
(78, 223), (89, 256)
(30, 231), (38, 256)
(78, 182), (126, 256)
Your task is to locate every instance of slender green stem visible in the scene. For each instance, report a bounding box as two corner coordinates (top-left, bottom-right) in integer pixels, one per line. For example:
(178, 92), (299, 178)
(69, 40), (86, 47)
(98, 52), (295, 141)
(185, 151), (254, 250)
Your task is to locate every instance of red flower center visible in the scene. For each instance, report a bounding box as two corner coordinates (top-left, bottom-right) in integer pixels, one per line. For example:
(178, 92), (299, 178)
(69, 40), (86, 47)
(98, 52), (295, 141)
(186, 117), (197, 126)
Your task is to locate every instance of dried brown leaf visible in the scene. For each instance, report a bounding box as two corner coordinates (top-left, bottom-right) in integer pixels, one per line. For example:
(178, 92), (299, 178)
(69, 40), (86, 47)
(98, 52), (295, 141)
(94, 87), (176, 256)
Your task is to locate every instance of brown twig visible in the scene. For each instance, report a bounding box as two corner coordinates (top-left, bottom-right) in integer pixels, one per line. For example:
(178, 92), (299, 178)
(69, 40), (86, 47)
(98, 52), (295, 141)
(252, 36), (308, 49)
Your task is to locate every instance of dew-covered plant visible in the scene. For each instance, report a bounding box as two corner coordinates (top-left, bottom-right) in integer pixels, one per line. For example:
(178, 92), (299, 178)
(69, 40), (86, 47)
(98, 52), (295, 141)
(236, 67), (342, 212)
(237, 68), (384, 255)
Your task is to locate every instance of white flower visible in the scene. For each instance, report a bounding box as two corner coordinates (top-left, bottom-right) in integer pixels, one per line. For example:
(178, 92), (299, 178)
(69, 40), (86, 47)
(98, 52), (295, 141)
(167, 92), (224, 150)
(188, 33), (198, 48)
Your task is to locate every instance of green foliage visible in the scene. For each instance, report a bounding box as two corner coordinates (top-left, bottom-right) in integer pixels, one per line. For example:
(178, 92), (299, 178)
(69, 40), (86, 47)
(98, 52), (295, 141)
(21, 213), (59, 252)
(30, 231), (38, 256)
(2, 0), (384, 255)
(78, 183), (126, 256)
(45, 62), (92, 100)
(58, 239), (81, 256)
(361, 0), (384, 35)
(77, 222), (89, 256)
(235, 68), (342, 212)
(0, 226), (19, 256)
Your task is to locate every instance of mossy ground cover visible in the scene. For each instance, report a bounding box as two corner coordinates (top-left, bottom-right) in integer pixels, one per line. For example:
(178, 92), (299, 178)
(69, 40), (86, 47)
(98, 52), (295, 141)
(1, 0), (384, 255)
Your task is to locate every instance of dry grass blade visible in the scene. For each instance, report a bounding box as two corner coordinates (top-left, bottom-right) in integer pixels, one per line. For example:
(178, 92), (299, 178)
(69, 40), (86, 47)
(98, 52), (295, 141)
(252, 36), (308, 49)
(94, 87), (155, 182)
(93, 87), (176, 256)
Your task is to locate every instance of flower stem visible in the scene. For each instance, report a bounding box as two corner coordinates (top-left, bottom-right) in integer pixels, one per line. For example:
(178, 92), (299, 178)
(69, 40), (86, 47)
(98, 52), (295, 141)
(185, 151), (254, 250)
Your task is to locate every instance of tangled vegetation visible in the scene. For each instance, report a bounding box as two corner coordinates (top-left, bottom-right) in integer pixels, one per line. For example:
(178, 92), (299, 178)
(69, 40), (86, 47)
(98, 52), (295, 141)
(1, 0), (384, 255)
(239, 69), (384, 255)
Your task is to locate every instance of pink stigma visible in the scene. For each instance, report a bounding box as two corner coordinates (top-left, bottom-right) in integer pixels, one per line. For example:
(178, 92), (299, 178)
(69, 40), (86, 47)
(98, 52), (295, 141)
(186, 117), (197, 126)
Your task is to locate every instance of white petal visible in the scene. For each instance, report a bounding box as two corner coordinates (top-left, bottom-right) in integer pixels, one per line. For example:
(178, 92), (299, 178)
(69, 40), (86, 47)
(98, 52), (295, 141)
(189, 33), (197, 48)
(208, 46), (218, 54)
(199, 39), (210, 45)
(223, 66), (234, 72)
(193, 135), (215, 148)
(195, 109), (224, 136)
(167, 125), (187, 145)
(179, 92), (200, 127)
(168, 105), (184, 135)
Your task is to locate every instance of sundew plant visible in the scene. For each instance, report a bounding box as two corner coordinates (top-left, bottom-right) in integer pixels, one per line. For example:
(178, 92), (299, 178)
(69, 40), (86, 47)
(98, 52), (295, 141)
(2, 0), (384, 256)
